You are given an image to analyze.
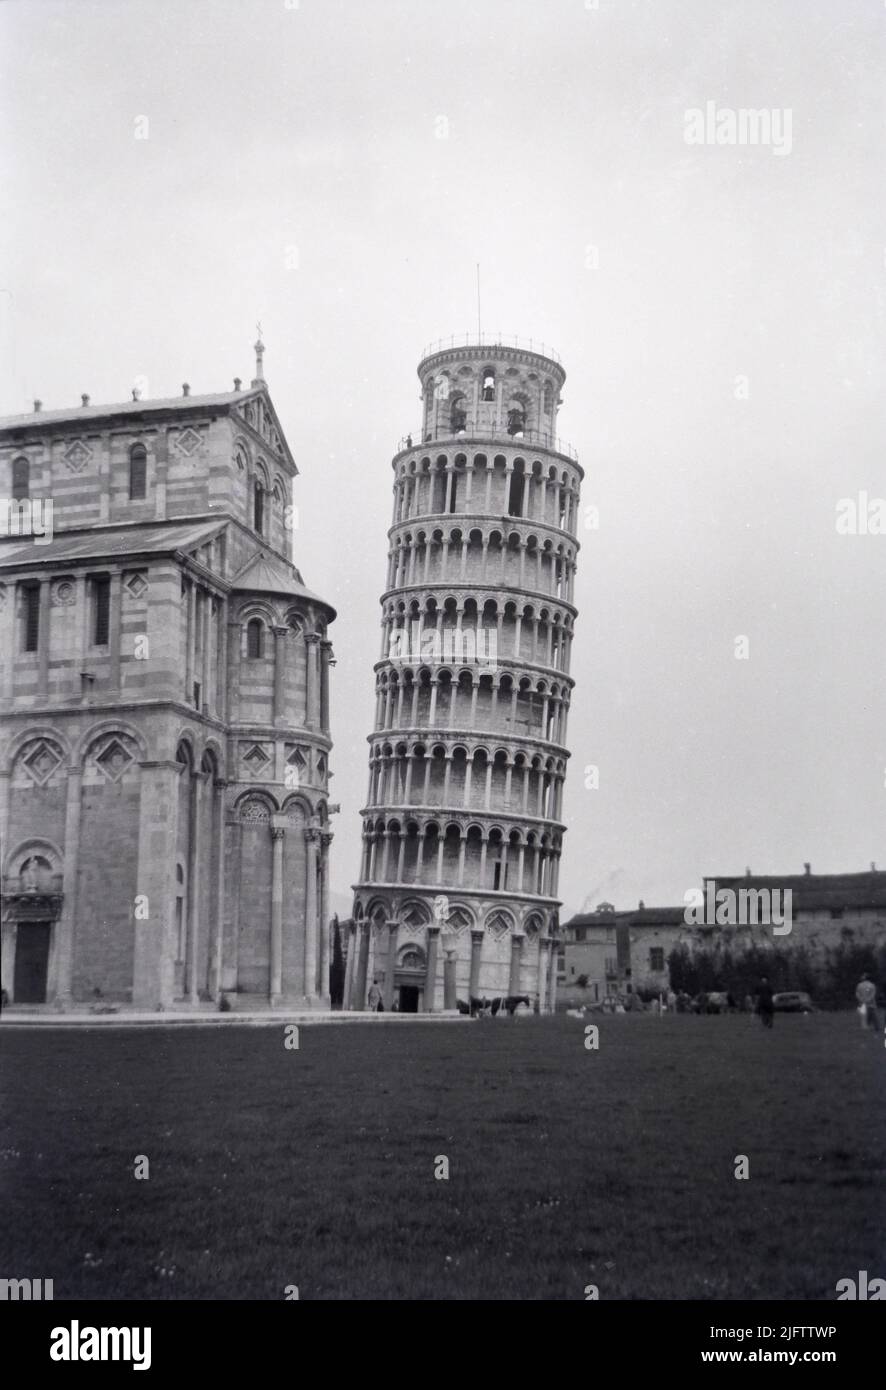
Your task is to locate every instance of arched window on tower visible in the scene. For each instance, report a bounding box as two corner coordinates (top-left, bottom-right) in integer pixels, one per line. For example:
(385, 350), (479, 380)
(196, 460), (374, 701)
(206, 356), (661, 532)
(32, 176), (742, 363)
(507, 401), (526, 438)
(481, 367), (496, 402)
(450, 394), (467, 435)
(12, 456), (29, 500)
(246, 617), (264, 659)
(129, 443), (147, 500)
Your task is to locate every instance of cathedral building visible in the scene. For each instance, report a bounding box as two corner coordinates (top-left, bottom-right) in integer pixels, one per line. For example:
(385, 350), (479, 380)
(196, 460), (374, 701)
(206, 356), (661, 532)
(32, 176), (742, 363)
(0, 341), (336, 1010)
(346, 337), (582, 1012)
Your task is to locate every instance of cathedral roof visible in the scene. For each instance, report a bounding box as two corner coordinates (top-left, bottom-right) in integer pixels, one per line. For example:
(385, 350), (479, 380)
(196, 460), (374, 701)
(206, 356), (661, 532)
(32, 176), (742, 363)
(0, 390), (254, 431)
(230, 551), (334, 613)
(0, 516), (225, 568)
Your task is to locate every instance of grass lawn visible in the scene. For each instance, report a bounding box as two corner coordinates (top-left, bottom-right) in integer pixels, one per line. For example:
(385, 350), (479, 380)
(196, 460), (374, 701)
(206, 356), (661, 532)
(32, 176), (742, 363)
(1, 1013), (883, 1300)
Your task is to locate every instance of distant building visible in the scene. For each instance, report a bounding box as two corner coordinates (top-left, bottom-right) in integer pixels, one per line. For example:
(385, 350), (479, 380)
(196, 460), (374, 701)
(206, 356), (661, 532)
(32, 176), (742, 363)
(562, 865), (886, 997)
(561, 903), (686, 1000)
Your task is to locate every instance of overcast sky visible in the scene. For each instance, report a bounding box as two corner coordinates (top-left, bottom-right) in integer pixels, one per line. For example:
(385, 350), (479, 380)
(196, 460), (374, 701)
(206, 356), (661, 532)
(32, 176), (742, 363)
(2, 0), (885, 918)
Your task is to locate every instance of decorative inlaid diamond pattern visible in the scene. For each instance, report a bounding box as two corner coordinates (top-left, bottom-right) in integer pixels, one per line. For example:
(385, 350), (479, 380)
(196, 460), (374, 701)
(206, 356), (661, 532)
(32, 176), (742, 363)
(124, 573), (148, 600)
(95, 737), (135, 783)
(243, 744), (271, 774)
(487, 911), (511, 940)
(64, 439), (92, 472)
(23, 740), (62, 786)
(176, 427), (201, 456)
(446, 906), (472, 935)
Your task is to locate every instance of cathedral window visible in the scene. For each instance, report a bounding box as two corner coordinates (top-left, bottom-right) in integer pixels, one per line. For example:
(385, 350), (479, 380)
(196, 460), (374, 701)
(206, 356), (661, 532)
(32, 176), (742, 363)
(21, 581), (40, 652)
(12, 456), (29, 500)
(246, 617), (264, 659)
(92, 575), (111, 646)
(253, 480), (265, 535)
(129, 443), (147, 500)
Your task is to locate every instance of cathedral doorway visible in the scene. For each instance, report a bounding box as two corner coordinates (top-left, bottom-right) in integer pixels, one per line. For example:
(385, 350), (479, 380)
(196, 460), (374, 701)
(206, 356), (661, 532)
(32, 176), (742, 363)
(13, 922), (51, 1003)
(398, 984), (420, 1013)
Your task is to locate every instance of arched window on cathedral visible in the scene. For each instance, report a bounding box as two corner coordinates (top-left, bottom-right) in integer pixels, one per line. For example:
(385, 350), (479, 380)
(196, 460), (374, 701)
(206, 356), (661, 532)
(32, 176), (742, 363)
(246, 617), (264, 659)
(129, 443), (147, 500)
(253, 480), (265, 535)
(12, 456), (29, 500)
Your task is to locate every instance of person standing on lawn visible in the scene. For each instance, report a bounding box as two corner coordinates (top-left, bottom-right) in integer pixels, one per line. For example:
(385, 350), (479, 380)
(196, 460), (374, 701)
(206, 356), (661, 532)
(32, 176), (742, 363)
(855, 973), (881, 1032)
(757, 975), (775, 1029)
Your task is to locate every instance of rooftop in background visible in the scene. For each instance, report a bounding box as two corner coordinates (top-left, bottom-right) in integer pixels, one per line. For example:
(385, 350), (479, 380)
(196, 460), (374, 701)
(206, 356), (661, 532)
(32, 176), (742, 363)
(565, 868), (886, 932)
(564, 905), (685, 932)
(707, 869), (886, 913)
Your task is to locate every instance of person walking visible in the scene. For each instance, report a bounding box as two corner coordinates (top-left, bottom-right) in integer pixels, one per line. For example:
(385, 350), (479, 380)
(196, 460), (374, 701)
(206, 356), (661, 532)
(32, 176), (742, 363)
(855, 973), (881, 1032)
(757, 975), (775, 1029)
(367, 978), (383, 1012)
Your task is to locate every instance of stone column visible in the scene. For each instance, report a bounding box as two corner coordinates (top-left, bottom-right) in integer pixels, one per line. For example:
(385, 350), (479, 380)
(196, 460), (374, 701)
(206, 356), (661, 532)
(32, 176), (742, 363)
(197, 590), (209, 711)
(187, 769), (208, 1003)
(54, 766), (83, 1005)
(342, 920), (356, 1011)
(109, 571), (123, 691)
(355, 920), (370, 1009)
(185, 581), (196, 701)
(272, 625), (288, 724)
(270, 824), (285, 1003)
(217, 602), (228, 722)
(508, 933), (524, 998)
(383, 919), (399, 1009)
(304, 828), (319, 999)
(423, 924), (440, 1011)
(0, 772), (10, 873)
(537, 936), (550, 1013)
(443, 945), (458, 1010)
(0, 586), (14, 702)
(212, 780), (227, 998)
(318, 830), (333, 1001)
(320, 640), (333, 734)
(226, 615), (240, 723)
(305, 634), (320, 728)
(224, 817), (242, 992)
(134, 760), (181, 1008)
(548, 936), (559, 1013)
(469, 928), (484, 1002)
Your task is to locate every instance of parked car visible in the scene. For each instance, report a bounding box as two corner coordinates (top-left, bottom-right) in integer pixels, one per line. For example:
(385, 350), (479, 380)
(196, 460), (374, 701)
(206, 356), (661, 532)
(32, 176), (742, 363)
(772, 990), (815, 1013)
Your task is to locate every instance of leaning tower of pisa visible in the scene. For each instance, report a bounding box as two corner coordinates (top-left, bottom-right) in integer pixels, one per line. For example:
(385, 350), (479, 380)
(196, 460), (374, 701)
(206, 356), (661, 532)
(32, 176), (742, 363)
(346, 336), (582, 1014)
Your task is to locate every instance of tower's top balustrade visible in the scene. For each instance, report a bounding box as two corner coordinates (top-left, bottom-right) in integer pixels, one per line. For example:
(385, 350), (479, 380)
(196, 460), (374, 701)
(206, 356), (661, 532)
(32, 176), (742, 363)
(419, 334), (564, 374)
(414, 337), (572, 463)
